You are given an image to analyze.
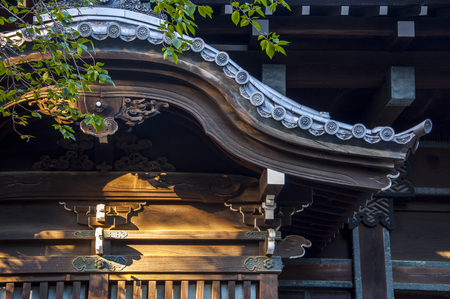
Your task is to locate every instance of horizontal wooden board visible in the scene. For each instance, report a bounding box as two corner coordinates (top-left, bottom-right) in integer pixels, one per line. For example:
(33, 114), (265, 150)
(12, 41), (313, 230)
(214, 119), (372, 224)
(0, 230), (272, 241)
(393, 265), (450, 285)
(0, 255), (280, 274)
(279, 264), (352, 282)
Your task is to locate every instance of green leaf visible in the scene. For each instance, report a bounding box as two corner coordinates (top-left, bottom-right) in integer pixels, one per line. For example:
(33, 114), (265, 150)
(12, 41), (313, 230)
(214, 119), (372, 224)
(77, 47), (82, 56)
(172, 52), (178, 64)
(261, 0), (267, 7)
(173, 39), (182, 49)
(231, 11), (240, 25)
(240, 18), (249, 27)
(260, 39), (267, 50)
(266, 43), (275, 59)
(188, 5), (195, 14)
(252, 20), (261, 31)
(8, 16), (16, 22)
(198, 6), (206, 17)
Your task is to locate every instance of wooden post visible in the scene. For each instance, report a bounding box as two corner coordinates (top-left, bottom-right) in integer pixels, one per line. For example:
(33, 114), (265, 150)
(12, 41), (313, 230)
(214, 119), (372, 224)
(88, 274), (109, 299)
(352, 224), (394, 299)
(259, 274), (278, 299)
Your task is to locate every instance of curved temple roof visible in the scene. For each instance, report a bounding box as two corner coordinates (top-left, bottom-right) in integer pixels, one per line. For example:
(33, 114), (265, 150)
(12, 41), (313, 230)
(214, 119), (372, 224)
(1, 5), (432, 146)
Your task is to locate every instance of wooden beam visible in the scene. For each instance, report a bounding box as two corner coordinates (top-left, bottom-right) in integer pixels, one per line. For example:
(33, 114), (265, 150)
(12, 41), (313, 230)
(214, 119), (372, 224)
(0, 256), (280, 274)
(399, 5), (428, 17)
(387, 21), (415, 52)
(364, 6), (388, 16)
(0, 230), (275, 241)
(364, 66), (416, 127)
(328, 6), (350, 16)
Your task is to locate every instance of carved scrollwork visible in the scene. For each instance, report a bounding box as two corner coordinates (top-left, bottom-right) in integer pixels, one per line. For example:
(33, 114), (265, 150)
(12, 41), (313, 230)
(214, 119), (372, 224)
(116, 98), (169, 126)
(114, 154), (175, 172)
(348, 197), (394, 230)
(28, 97), (75, 124)
(32, 151), (94, 171)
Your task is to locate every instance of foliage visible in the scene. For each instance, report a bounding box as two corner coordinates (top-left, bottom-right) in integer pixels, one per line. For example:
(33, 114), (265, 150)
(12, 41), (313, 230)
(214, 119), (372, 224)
(0, 0), (114, 140)
(0, 0), (288, 140)
(151, 0), (290, 62)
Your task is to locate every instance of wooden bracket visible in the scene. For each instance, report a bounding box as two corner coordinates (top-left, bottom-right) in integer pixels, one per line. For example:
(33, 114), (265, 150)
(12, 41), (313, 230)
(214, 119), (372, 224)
(60, 201), (146, 230)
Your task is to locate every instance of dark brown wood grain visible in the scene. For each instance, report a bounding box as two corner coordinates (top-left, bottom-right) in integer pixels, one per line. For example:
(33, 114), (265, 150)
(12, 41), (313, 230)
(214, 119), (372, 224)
(72, 281), (81, 299)
(260, 275), (278, 299)
(393, 266), (450, 285)
(39, 283), (48, 299)
(358, 225), (387, 299)
(243, 281), (251, 299)
(5, 283), (14, 299)
(55, 282), (64, 299)
(21, 283), (31, 299)
(228, 281), (236, 299)
(88, 274), (109, 299)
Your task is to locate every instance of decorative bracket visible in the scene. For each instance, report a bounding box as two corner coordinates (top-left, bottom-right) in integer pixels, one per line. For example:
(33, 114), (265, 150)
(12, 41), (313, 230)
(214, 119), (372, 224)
(244, 256), (283, 272)
(264, 228), (276, 256)
(60, 201), (146, 229)
(72, 256), (127, 272)
(78, 97), (169, 140)
(348, 197), (394, 230)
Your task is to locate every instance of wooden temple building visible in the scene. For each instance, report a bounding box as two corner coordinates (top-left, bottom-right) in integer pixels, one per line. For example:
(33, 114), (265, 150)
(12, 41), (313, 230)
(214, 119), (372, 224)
(1, 1), (449, 298)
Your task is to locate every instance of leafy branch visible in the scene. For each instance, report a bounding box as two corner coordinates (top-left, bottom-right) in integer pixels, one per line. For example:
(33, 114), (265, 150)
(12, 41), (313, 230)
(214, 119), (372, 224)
(231, 0), (290, 59)
(0, 0), (114, 140)
(150, 0), (213, 63)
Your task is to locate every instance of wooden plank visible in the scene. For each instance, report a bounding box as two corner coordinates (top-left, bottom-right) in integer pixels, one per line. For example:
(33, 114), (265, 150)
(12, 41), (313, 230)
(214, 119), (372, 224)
(117, 281), (126, 299)
(358, 224), (388, 299)
(393, 266), (450, 285)
(147, 281), (157, 299)
(165, 281), (173, 299)
(72, 281), (81, 299)
(55, 282), (64, 299)
(22, 282), (31, 299)
(0, 230), (258, 241)
(212, 281), (220, 299)
(39, 282), (48, 299)
(133, 281), (141, 299)
(196, 281), (204, 299)
(0, 256), (271, 274)
(5, 283), (14, 299)
(259, 275), (278, 299)
(279, 264), (352, 281)
(88, 274), (109, 299)
(180, 281), (188, 299)
(243, 281), (251, 299)
(228, 281), (235, 299)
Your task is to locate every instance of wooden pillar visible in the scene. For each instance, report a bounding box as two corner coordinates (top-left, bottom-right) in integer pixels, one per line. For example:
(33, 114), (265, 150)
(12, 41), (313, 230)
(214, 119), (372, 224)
(259, 274), (278, 299)
(350, 197), (395, 299)
(88, 274), (109, 299)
